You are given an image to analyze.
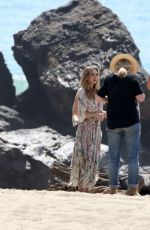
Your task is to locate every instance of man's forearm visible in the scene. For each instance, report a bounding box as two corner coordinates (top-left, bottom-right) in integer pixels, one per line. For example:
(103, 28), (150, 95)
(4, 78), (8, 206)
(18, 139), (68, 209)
(136, 93), (145, 102)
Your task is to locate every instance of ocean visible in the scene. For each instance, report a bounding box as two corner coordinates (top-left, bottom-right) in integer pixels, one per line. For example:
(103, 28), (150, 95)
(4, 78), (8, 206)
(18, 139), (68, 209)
(0, 0), (150, 94)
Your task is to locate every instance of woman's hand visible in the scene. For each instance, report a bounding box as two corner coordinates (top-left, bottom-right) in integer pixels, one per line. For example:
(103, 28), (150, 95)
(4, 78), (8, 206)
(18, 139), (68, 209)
(94, 111), (106, 121)
(85, 111), (107, 121)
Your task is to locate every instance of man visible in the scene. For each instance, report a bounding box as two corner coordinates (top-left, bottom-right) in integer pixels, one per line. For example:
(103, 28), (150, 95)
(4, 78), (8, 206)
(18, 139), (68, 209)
(98, 54), (145, 195)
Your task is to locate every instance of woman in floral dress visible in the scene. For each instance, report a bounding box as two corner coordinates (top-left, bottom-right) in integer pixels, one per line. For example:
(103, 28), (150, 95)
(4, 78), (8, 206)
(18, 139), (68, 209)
(69, 66), (106, 192)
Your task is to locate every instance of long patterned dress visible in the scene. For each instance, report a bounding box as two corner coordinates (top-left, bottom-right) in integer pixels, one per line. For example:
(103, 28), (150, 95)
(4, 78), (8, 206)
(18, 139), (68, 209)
(70, 88), (102, 190)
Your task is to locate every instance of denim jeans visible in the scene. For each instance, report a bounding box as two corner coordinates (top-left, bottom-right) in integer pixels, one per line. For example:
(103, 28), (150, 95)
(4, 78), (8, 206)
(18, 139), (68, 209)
(107, 122), (141, 188)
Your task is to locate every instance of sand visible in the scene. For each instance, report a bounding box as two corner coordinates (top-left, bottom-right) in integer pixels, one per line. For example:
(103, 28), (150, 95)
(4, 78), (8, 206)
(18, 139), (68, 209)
(0, 189), (150, 230)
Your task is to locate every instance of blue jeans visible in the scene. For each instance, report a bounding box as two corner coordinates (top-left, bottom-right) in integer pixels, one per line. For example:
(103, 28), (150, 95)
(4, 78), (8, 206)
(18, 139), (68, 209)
(107, 123), (141, 188)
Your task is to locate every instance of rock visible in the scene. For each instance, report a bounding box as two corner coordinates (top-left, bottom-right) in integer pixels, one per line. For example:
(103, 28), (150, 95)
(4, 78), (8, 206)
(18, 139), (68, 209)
(0, 126), (73, 189)
(0, 52), (16, 107)
(0, 125), (150, 193)
(12, 0), (148, 136)
(0, 126), (110, 190)
(0, 105), (24, 131)
(119, 165), (150, 194)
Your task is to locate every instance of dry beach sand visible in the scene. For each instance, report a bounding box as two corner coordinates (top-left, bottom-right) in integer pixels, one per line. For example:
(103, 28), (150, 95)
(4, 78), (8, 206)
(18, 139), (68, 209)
(0, 189), (150, 230)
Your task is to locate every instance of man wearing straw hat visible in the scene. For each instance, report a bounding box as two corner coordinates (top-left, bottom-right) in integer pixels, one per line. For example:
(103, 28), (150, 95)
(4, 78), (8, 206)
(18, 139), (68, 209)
(98, 53), (145, 195)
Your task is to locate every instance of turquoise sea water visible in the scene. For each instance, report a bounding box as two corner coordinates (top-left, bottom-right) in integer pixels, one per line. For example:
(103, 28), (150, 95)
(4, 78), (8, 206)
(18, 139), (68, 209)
(0, 0), (150, 94)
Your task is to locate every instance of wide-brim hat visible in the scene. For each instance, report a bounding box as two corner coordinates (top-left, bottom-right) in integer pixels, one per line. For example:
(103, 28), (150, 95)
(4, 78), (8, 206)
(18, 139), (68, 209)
(110, 53), (139, 74)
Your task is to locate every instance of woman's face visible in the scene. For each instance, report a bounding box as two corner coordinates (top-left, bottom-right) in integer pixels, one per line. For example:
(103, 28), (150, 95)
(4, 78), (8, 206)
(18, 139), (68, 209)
(88, 69), (99, 85)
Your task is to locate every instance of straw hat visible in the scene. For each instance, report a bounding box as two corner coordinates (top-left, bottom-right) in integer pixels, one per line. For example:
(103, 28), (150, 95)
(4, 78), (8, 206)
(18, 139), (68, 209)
(110, 53), (139, 74)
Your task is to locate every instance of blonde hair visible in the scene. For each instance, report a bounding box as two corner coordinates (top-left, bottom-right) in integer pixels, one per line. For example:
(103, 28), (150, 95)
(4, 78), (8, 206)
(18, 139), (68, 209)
(80, 66), (100, 99)
(117, 67), (127, 78)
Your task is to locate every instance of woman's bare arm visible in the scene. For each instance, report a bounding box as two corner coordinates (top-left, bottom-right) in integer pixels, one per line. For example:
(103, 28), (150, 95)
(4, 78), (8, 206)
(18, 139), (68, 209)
(72, 95), (79, 115)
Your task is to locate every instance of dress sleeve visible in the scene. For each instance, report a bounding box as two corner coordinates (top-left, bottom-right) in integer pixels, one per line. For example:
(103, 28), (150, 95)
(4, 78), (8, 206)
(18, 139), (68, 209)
(72, 88), (86, 127)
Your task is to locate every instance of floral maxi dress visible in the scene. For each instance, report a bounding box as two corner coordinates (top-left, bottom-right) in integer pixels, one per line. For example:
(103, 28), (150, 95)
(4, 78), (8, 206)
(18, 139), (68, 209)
(70, 88), (102, 190)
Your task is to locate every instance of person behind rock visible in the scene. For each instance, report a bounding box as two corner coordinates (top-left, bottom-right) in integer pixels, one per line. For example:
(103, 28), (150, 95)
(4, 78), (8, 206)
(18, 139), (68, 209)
(147, 76), (150, 90)
(97, 54), (145, 196)
(69, 66), (106, 192)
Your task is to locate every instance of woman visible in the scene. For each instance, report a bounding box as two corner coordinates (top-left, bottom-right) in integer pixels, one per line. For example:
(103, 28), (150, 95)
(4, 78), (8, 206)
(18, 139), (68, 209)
(69, 66), (106, 192)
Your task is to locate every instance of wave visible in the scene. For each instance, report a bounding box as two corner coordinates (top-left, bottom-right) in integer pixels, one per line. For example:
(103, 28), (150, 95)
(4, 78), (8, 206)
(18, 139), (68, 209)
(13, 74), (27, 81)
(12, 74), (28, 95)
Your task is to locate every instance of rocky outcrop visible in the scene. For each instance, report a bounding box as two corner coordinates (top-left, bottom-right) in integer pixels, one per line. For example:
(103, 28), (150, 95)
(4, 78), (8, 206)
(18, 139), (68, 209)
(0, 52), (16, 107)
(0, 126), (73, 189)
(12, 0), (149, 135)
(0, 126), (109, 189)
(0, 106), (24, 132)
(0, 127), (150, 194)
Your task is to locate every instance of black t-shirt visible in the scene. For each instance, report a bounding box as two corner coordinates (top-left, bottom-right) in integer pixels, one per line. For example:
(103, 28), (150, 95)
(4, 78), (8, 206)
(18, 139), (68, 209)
(97, 74), (144, 129)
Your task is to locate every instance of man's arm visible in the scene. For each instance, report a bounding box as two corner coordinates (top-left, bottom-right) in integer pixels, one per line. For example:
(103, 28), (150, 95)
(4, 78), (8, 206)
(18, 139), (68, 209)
(97, 78), (108, 99)
(133, 78), (145, 102)
(135, 93), (145, 102)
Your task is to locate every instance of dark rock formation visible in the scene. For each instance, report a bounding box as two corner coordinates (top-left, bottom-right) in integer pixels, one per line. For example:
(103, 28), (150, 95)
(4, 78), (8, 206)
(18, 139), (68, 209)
(12, 0), (149, 135)
(0, 106), (24, 132)
(0, 52), (16, 107)
(0, 127), (150, 194)
(0, 125), (114, 190)
(0, 126), (73, 189)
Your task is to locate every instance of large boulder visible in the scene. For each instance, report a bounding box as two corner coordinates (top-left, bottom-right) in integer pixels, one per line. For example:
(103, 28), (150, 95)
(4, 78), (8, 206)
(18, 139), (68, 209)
(0, 127), (150, 194)
(0, 106), (24, 132)
(0, 52), (16, 107)
(0, 126), (108, 190)
(0, 126), (73, 189)
(12, 0), (149, 135)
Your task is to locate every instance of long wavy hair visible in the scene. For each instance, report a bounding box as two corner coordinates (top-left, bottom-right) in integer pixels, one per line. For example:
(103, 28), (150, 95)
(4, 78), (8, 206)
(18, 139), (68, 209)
(80, 66), (100, 99)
